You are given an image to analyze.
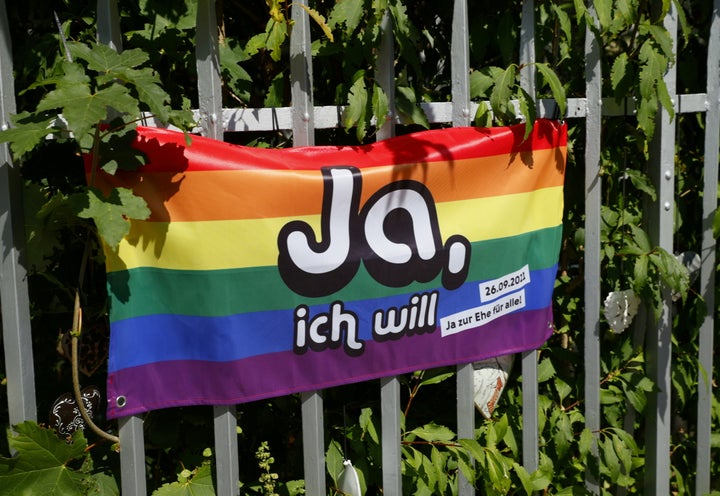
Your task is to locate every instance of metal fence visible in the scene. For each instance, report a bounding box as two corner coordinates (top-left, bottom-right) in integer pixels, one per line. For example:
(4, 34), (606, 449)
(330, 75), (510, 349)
(0, 0), (718, 495)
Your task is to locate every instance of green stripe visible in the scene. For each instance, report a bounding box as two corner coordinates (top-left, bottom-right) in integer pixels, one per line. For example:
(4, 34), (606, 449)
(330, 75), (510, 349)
(108, 225), (561, 322)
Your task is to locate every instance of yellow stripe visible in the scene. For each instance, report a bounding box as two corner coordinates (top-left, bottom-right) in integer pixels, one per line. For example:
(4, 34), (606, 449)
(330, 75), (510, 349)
(106, 186), (563, 272)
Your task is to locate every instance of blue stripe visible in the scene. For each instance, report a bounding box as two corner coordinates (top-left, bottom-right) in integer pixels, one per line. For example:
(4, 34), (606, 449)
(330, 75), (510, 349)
(108, 265), (557, 372)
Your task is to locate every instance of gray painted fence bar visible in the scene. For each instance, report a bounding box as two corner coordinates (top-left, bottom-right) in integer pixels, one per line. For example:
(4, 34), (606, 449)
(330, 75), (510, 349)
(118, 415), (147, 496)
(0, 1), (717, 494)
(196, 1), (243, 493)
(94, 1), (150, 492)
(583, 3), (602, 493)
(288, 3), (328, 496)
(0, 0), (37, 431)
(697, 2), (720, 494)
(96, 0), (121, 51)
(450, 2), (474, 495)
(376, 8), (404, 496)
(519, 0), (539, 475)
(644, 6), (678, 494)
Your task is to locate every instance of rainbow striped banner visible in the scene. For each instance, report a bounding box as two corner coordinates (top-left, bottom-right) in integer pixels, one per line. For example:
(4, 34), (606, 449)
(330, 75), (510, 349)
(97, 120), (566, 418)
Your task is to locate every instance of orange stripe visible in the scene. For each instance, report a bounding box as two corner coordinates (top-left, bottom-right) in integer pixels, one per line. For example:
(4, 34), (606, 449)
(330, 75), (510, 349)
(96, 147), (566, 222)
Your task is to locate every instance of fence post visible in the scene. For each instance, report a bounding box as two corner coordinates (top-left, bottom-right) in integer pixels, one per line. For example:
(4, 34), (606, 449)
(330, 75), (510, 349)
(375, 8), (404, 496)
(96, 0), (121, 51)
(696, 2), (720, 494)
(518, 0), (540, 475)
(288, 3), (328, 495)
(583, 3), (602, 493)
(644, 5), (677, 494)
(450, 1), (475, 494)
(119, 415), (147, 496)
(196, 2), (242, 495)
(0, 0), (37, 429)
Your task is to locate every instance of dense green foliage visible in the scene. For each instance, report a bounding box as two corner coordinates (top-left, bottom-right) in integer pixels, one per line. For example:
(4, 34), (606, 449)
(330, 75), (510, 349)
(0, 0), (718, 494)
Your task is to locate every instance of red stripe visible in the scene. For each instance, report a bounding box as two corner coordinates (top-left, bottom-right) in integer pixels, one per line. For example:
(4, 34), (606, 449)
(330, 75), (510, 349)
(86, 120), (566, 174)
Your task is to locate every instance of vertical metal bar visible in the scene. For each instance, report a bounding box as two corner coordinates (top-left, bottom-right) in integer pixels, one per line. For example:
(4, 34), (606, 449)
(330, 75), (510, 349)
(450, 1), (474, 495)
(0, 0), (37, 428)
(451, 0), (471, 128)
(119, 415), (147, 496)
(213, 406), (239, 496)
(643, 5), (677, 495)
(96, 0), (122, 51)
(291, 0), (315, 146)
(375, 10), (403, 495)
(380, 377), (402, 495)
(696, 3), (720, 493)
(519, 0), (539, 474)
(583, 3), (602, 493)
(196, 0), (224, 142)
(519, 0), (536, 105)
(196, 3), (240, 495)
(300, 392), (325, 495)
(290, 4), (326, 495)
(376, 10), (395, 140)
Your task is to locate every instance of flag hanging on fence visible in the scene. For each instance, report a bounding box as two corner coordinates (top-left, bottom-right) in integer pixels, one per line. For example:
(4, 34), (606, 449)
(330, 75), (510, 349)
(96, 120), (566, 418)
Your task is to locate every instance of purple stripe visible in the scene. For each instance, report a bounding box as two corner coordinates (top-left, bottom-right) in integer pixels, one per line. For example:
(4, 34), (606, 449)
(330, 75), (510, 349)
(106, 306), (553, 418)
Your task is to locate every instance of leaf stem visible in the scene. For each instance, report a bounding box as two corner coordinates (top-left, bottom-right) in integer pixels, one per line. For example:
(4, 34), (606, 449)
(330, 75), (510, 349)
(71, 290), (120, 445)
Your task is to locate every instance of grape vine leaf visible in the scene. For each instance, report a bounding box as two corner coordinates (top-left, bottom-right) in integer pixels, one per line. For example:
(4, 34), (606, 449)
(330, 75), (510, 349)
(152, 462), (215, 496)
(79, 187), (151, 249)
(0, 421), (89, 496)
(0, 112), (56, 159)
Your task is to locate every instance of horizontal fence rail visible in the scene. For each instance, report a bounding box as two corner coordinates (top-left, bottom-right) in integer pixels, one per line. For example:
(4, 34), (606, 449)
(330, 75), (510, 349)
(1, 0), (718, 495)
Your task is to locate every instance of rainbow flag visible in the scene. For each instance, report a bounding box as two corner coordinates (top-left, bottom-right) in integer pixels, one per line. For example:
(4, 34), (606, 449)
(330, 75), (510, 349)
(96, 120), (566, 418)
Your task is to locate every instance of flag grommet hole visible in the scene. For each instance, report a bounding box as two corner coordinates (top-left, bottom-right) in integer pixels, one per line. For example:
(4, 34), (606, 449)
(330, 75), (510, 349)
(116, 396), (127, 408)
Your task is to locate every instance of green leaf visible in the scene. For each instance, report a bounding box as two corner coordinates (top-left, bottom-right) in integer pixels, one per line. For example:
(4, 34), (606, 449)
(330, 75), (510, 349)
(713, 207), (720, 239)
(359, 407), (379, 444)
(69, 42), (149, 74)
(537, 357), (556, 383)
(553, 412), (572, 458)
(0, 112), (56, 159)
(325, 439), (345, 485)
(329, 0), (365, 34)
(623, 168), (657, 200)
(97, 126), (146, 175)
(395, 86), (429, 129)
(151, 462), (215, 496)
(600, 436), (621, 481)
(344, 72), (368, 139)
(535, 62), (566, 118)
(293, 4), (333, 42)
(629, 224), (652, 252)
(513, 462), (533, 495)
(117, 68), (171, 123)
(469, 68), (499, 99)
(407, 422), (455, 443)
(38, 81), (139, 150)
(458, 438), (485, 465)
(593, 0), (612, 30)
(641, 24), (674, 60)
(578, 428), (594, 459)
(219, 41), (252, 104)
(610, 53), (629, 92)
(418, 370), (454, 387)
(490, 64), (517, 122)
(0, 421), (89, 496)
(78, 187), (151, 249)
(86, 472), (120, 496)
(550, 4), (572, 45)
(264, 72), (285, 108)
(267, 19), (289, 62)
(372, 82), (389, 131)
